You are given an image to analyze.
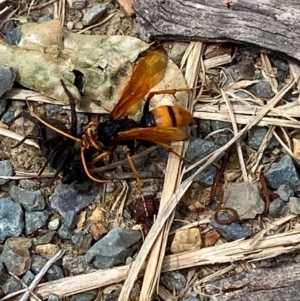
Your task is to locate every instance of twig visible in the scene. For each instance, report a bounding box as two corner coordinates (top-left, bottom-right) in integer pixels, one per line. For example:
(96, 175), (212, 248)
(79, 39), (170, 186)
(19, 250), (65, 301)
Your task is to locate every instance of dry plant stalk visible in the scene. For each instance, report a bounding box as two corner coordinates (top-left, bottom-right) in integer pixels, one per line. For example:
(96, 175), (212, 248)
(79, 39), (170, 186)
(4, 227), (300, 300)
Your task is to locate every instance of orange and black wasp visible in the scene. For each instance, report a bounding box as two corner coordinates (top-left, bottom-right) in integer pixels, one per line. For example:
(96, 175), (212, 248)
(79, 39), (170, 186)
(28, 46), (195, 191)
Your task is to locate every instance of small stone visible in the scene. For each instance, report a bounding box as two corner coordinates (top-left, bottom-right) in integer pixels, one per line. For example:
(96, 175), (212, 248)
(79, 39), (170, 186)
(105, 181), (116, 193)
(265, 155), (300, 190)
(223, 182), (265, 220)
(67, 0), (86, 9)
(36, 231), (56, 245)
(82, 4), (106, 26)
(0, 196), (24, 240)
(160, 271), (186, 291)
(277, 185), (294, 202)
(248, 126), (279, 150)
(2, 276), (22, 295)
(288, 197), (300, 214)
(0, 98), (8, 115)
(203, 230), (220, 247)
(70, 293), (96, 301)
(0, 160), (13, 185)
(11, 100), (26, 109)
(62, 254), (96, 275)
(0, 66), (16, 97)
(116, 0), (135, 16)
(5, 26), (22, 45)
(71, 233), (93, 254)
(25, 210), (50, 235)
(184, 138), (222, 187)
(248, 80), (275, 99)
(0, 261), (5, 276)
(36, 244), (60, 259)
(31, 255), (64, 281)
(85, 227), (142, 268)
(9, 186), (45, 211)
(170, 228), (201, 254)
(50, 183), (98, 218)
(21, 270), (35, 286)
(211, 213), (251, 242)
(38, 15), (52, 23)
(58, 224), (73, 239)
(168, 42), (189, 65)
(48, 218), (60, 230)
(1, 20), (15, 35)
(74, 22), (84, 30)
(64, 211), (78, 229)
(45, 103), (63, 115)
(1, 110), (14, 123)
(67, 21), (74, 30)
(269, 198), (287, 217)
(90, 222), (108, 241)
(48, 294), (64, 301)
(0, 237), (31, 275)
(211, 120), (234, 146)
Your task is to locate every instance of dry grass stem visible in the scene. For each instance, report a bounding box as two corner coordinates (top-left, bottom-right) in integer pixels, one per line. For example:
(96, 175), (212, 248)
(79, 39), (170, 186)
(4, 228), (300, 300)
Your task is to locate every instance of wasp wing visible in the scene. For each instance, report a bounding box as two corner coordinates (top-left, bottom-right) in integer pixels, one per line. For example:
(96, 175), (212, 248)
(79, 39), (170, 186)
(110, 47), (168, 119)
(116, 127), (190, 143)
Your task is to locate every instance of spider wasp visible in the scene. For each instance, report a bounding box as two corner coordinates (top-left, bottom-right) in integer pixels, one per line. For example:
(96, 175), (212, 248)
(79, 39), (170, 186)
(5, 80), (90, 186)
(26, 46), (195, 192)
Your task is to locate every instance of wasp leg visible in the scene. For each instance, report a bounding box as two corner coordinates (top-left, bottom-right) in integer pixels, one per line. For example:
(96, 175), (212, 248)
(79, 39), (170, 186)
(48, 148), (71, 186)
(125, 151), (149, 216)
(154, 141), (193, 165)
(60, 79), (78, 137)
(12, 135), (44, 148)
(80, 147), (109, 183)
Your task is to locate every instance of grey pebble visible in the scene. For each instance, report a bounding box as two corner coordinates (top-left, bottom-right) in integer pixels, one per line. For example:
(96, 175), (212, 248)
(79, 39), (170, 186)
(58, 224), (73, 239)
(70, 293), (96, 301)
(265, 155), (300, 190)
(0, 65), (16, 97)
(288, 197), (300, 214)
(0, 196), (24, 240)
(85, 227), (142, 268)
(277, 184), (294, 202)
(82, 4), (106, 26)
(184, 138), (223, 187)
(269, 198), (287, 217)
(4, 26), (22, 45)
(0, 159), (13, 185)
(50, 183), (98, 218)
(36, 231), (56, 245)
(223, 182), (265, 220)
(12, 100), (26, 109)
(31, 255), (64, 281)
(248, 126), (279, 150)
(67, 0), (86, 9)
(1, 20), (15, 35)
(211, 213), (251, 242)
(25, 210), (50, 235)
(9, 186), (45, 211)
(211, 120), (234, 146)
(22, 270), (35, 286)
(48, 294), (64, 301)
(46, 103), (63, 115)
(38, 15), (52, 23)
(1, 110), (14, 123)
(248, 80), (275, 99)
(160, 271), (186, 291)
(63, 211), (78, 229)
(2, 276), (22, 295)
(0, 99), (8, 115)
